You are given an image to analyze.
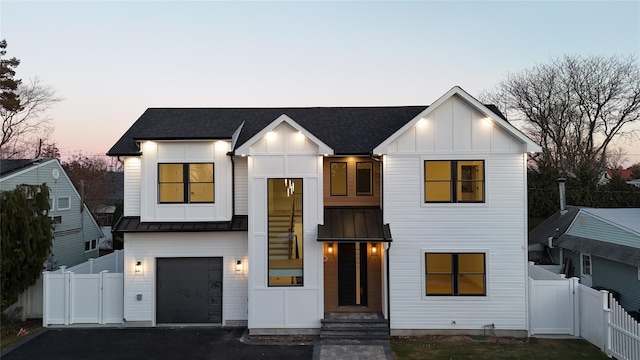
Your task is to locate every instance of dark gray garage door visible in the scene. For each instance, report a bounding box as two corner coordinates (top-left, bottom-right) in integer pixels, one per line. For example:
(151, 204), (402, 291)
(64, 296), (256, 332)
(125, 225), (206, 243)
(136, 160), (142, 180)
(157, 257), (223, 324)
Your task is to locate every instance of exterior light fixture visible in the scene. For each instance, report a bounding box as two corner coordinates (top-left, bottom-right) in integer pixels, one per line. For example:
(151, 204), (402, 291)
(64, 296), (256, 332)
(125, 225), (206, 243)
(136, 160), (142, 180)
(327, 243), (334, 254)
(296, 131), (305, 139)
(135, 261), (142, 274)
(266, 131), (275, 140)
(371, 244), (377, 254)
(483, 117), (492, 126)
(236, 260), (242, 272)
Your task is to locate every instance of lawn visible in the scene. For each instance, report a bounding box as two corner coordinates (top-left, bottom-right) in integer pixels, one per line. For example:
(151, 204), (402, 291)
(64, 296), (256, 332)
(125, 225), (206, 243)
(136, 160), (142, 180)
(0, 317), (42, 352)
(391, 335), (609, 360)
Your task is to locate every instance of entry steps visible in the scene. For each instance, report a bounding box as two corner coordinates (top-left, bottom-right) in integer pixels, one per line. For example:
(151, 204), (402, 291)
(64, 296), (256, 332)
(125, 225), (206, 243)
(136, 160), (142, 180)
(320, 312), (389, 342)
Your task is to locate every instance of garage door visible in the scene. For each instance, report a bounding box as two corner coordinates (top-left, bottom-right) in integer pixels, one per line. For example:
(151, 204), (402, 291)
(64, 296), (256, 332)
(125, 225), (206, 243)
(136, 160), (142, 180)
(157, 257), (223, 324)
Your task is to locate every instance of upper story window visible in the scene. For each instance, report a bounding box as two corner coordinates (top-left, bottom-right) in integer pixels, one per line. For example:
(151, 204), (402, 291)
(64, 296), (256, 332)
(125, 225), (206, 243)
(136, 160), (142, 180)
(356, 162), (373, 196)
(330, 162), (347, 196)
(425, 252), (486, 296)
(424, 160), (484, 203)
(158, 163), (214, 203)
(57, 196), (71, 210)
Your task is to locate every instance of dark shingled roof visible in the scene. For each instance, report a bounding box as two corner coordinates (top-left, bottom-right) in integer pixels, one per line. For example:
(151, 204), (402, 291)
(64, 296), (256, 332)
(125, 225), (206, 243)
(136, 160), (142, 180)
(317, 207), (392, 242)
(1, 159), (47, 177)
(113, 215), (248, 233)
(107, 106), (428, 156)
(529, 206), (640, 267)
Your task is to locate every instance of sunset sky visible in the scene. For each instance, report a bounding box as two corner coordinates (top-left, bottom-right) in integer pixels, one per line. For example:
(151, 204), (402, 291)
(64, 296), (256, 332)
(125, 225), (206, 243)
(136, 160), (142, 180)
(1, 1), (639, 164)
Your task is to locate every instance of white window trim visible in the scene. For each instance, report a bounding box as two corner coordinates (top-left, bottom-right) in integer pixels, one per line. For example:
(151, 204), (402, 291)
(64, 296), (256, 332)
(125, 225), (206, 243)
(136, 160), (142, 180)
(581, 253), (592, 276)
(419, 155), (489, 208)
(57, 196), (71, 210)
(84, 238), (97, 253)
(420, 248), (490, 301)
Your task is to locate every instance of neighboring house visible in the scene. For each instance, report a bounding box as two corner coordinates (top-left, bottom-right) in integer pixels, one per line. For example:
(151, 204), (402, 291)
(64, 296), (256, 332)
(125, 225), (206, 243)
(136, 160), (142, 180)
(598, 168), (640, 188)
(108, 86), (541, 336)
(0, 159), (104, 269)
(93, 171), (124, 251)
(529, 205), (640, 313)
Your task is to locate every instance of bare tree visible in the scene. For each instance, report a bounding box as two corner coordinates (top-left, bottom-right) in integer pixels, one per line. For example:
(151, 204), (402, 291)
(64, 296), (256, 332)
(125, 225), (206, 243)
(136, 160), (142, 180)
(481, 55), (640, 176)
(1, 77), (62, 158)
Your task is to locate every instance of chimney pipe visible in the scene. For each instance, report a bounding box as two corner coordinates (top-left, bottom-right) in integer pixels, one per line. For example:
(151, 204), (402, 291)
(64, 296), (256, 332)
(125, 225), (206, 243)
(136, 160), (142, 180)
(558, 177), (567, 214)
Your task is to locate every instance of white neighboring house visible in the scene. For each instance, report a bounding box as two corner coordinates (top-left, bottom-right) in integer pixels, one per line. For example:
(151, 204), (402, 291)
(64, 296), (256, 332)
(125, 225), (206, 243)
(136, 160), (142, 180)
(1, 158), (104, 318)
(108, 86), (541, 336)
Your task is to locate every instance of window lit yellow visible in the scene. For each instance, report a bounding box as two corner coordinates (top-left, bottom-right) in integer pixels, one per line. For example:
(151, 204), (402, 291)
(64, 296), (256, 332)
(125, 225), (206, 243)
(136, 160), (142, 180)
(330, 162), (347, 196)
(159, 164), (183, 182)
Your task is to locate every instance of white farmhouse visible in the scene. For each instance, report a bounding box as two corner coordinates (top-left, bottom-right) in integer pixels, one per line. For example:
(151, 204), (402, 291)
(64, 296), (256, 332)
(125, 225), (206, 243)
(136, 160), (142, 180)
(107, 86), (540, 336)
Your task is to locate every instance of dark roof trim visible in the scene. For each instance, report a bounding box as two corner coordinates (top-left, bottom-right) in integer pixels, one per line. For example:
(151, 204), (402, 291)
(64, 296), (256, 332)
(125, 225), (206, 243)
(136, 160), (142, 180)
(555, 234), (640, 267)
(113, 216), (248, 233)
(317, 207), (392, 242)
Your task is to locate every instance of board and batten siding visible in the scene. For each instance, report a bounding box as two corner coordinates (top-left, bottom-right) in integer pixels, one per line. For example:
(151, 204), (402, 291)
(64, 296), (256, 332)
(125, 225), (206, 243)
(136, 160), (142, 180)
(123, 157), (141, 217)
(381, 96), (529, 334)
(0, 159), (103, 268)
(138, 140), (233, 222)
(234, 156), (248, 215)
(123, 231), (248, 326)
(246, 121), (325, 333)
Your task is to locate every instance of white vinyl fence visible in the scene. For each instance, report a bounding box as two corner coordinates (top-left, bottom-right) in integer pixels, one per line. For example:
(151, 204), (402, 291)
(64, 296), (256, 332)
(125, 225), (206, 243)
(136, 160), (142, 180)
(43, 250), (123, 326)
(529, 262), (640, 360)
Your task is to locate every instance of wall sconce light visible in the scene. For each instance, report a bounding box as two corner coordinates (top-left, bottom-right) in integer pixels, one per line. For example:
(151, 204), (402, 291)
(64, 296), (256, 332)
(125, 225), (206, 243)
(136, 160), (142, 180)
(371, 244), (377, 255)
(135, 261), (142, 274)
(235, 260), (242, 272)
(327, 243), (334, 254)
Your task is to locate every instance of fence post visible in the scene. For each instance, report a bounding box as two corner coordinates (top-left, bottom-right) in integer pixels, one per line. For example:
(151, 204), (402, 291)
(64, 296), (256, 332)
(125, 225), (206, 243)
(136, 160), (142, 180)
(571, 277), (580, 337)
(89, 258), (94, 274)
(601, 290), (611, 355)
(63, 270), (71, 325)
(99, 270), (107, 324)
(42, 271), (49, 327)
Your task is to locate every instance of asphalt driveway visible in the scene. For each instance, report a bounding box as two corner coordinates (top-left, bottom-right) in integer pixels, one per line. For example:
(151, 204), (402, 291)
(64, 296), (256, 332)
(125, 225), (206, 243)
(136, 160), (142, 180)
(2, 327), (313, 360)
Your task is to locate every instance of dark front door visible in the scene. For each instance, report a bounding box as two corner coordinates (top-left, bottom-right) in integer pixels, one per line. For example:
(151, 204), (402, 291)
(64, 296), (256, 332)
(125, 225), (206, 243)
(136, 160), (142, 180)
(338, 243), (368, 306)
(156, 257), (223, 323)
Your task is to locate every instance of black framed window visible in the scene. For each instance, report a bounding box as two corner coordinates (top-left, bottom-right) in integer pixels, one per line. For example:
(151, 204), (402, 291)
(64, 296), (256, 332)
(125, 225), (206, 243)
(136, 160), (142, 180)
(356, 162), (373, 196)
(158, 163), (214, 203)
(424, 160), (484, 203)
(425, 253), (486, 296)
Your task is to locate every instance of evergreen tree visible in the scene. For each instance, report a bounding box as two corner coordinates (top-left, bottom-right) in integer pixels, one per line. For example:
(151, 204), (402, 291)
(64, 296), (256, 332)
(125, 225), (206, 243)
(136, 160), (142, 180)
(1, 184), (52, 311)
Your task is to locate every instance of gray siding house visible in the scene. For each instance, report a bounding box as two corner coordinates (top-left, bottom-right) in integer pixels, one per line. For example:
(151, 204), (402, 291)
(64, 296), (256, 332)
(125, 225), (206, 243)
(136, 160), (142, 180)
(1, 159), (104, 269)
(529, 206), (640, 313)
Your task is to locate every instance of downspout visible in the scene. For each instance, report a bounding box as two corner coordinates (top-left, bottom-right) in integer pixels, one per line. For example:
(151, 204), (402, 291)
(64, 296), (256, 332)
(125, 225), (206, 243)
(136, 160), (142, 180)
(227, 152), (236, 219)
(370, 153), (390, 324)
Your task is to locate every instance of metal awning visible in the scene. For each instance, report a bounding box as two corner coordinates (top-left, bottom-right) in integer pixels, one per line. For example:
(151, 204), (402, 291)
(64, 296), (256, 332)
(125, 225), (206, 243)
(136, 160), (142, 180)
(317, 207), (392, 242)
(113, 215), (248, 233)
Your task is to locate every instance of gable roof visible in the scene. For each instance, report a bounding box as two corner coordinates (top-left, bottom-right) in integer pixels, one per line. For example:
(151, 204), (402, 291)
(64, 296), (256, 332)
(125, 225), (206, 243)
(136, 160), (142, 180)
(529, 206), (640, 266)
(108, 106), (427, 156)
(0, 159), (50, 177)
(107, 87), (525, 157)
(374, 86), (542, 154)
(606, 168), (633, 181)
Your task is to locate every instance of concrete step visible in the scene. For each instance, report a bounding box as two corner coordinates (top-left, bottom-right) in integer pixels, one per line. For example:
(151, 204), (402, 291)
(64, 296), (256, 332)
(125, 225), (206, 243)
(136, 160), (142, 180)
(320, 317), (389, 340)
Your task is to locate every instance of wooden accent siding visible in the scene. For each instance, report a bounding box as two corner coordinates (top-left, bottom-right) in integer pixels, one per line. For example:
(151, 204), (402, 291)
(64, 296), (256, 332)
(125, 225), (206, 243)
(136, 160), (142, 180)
(324, 242), (382, 312)
(323, 157), (381, 207)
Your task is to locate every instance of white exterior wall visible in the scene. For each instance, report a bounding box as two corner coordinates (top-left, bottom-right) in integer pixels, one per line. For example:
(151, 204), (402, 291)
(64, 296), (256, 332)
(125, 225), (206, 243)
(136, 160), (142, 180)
(384, 96), (529, 333)
(139, 140), (232, 222)
(234, 156), (249, 215)
(123, 157), (141, 217)
(246, 121), (325, 332)
(123, 231), (248, 325)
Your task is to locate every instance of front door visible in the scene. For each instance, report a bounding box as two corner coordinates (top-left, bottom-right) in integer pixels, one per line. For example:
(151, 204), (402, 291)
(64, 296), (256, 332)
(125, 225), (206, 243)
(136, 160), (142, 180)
(338, 243), (368, 306)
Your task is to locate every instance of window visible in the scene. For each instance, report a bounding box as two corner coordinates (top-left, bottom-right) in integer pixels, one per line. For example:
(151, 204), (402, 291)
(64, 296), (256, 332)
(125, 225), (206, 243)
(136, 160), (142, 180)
(85, 239), (97, 252)
(57, 196), (71, 210)
(582, 254), (592, 276)
(424, 160), (484, 203)
(425, 253), (486, 296)
(330, 162), (347, 196)
(268, 178), (303, 286)
(158, 163), (214, 203)
(50, 216), (62, 224)
(356, 162), (373, 196)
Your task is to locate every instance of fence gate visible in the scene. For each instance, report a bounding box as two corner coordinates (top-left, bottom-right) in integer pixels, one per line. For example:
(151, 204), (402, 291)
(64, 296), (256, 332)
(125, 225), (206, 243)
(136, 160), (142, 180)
(528, 277), (578, 335)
